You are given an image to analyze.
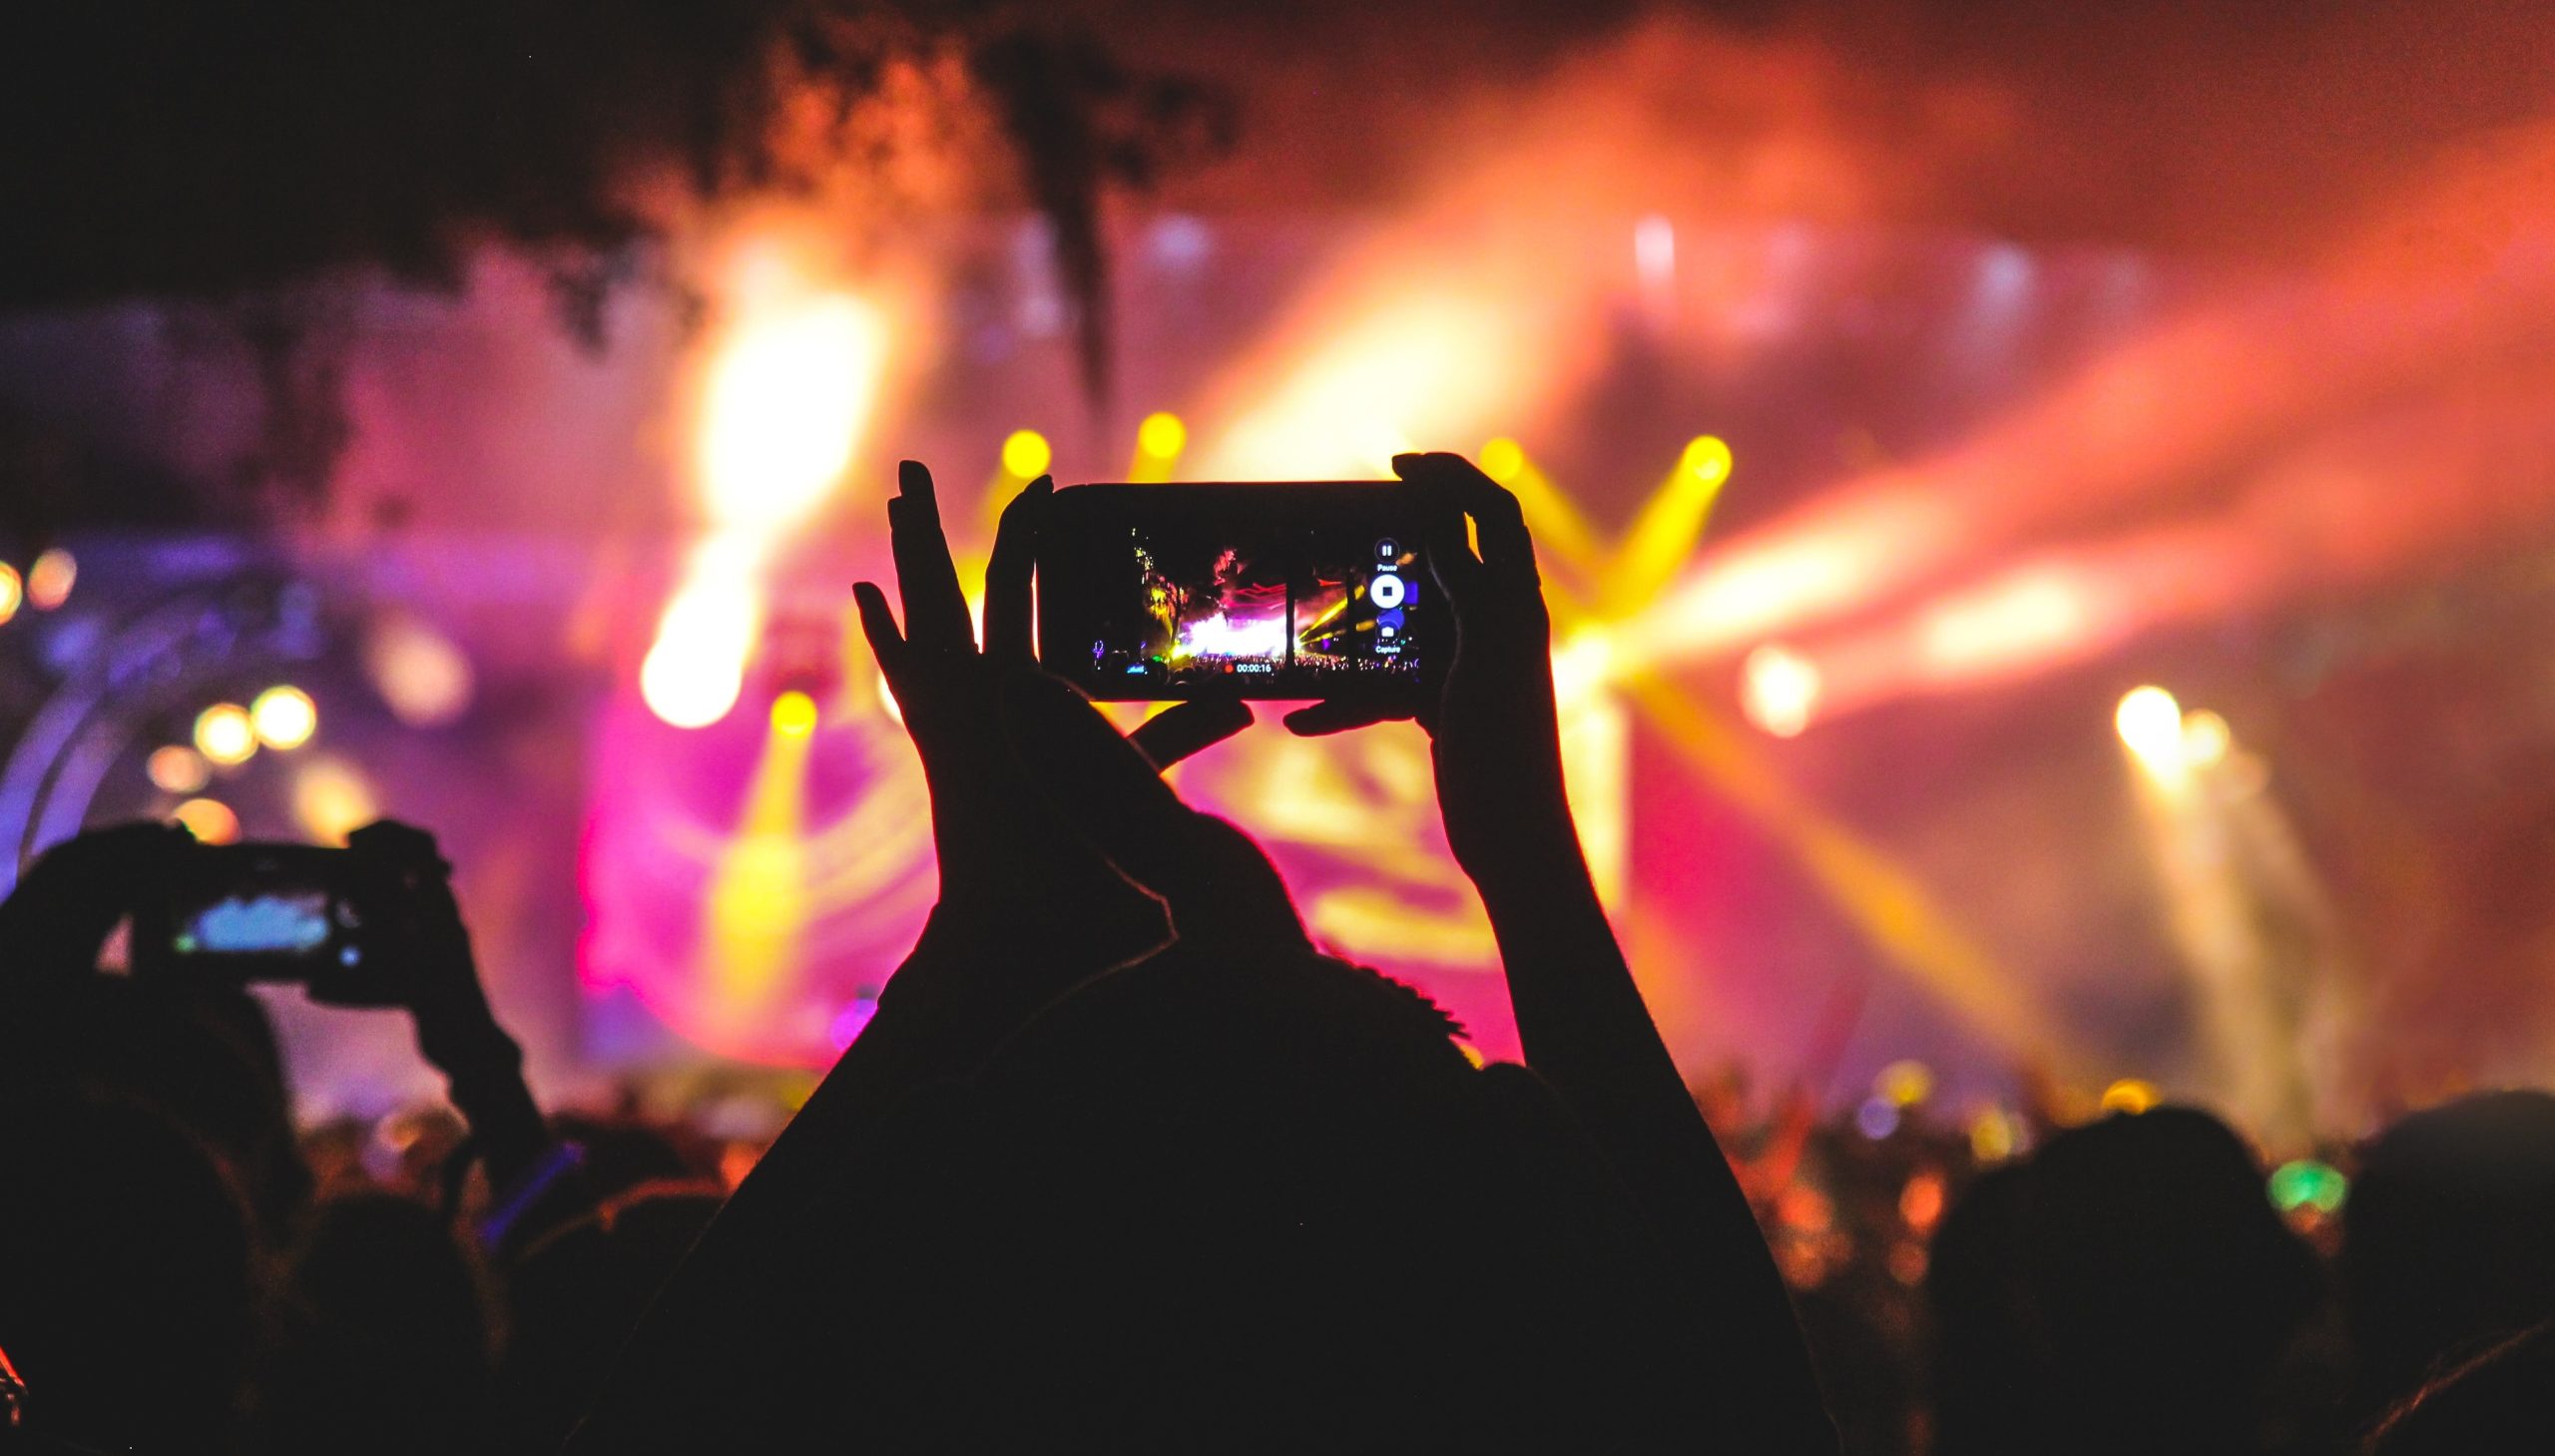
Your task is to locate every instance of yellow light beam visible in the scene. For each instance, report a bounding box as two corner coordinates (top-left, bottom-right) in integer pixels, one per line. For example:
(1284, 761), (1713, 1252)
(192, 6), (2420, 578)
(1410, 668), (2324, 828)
(702, 712), (813, 1035)
(1606, 439), (1733, 614)
(1622, 669), (2070, 1064)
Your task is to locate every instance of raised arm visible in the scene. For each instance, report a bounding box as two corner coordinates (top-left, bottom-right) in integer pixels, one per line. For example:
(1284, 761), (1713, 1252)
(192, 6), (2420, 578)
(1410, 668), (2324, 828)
(1290, 452), (1835, 1452)
(572, 465), (1291, 1451)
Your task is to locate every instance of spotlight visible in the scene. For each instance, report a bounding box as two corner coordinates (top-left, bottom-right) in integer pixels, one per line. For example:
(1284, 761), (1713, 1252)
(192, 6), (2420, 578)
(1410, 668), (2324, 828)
(770, 690), (818, 737)
(1681, 435), (1734, 486)
(0, 564), (19, 625)
(251, 686), (317, 750)
(194, 705), (256, 766)
(1742, 645), (1820, 737)
(1001, 429), (1052, 480)
(1136, 412), (1186, 460)
(1479, 437), (1526, 484)
(2114, 687), (2185, 775)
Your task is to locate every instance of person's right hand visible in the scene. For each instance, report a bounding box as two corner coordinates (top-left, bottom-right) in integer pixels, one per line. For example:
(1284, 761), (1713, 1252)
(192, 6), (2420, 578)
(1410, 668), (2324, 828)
(1282, 452), (1578, 893)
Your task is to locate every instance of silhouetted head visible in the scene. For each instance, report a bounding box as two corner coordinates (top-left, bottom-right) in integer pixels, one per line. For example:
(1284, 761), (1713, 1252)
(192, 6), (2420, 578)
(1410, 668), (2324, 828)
(2342, 1090), (2555, 1416)
(0, 1089), (257, 1452)
(782, 942), (1713, 1449)
(504, 1184), (725, 1451)
(1929, 1108), (2318, 1456)
(2363, 1320), (2555, 1454)
(0, 976), (309, 1239)
(258, 1194), (493, 1455)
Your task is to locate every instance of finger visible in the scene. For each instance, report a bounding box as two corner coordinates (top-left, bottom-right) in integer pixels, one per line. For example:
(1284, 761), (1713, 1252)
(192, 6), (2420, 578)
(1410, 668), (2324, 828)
(889, 460), (976, 651)
(1401, 452), (1535, 584)
(983, 475), (1053, 665)
(1280, 700), (1412, 737)
(1403, 471), (1485, 612)
(852, 580), (908, 679)
(1127, 699), (1254, 770)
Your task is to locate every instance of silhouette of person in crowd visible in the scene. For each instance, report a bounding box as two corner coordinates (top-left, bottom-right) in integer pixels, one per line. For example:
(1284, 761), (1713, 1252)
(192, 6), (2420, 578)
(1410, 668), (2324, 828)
(570, 455), (1840, 1452)
(1927, 1107), (2321, 1456)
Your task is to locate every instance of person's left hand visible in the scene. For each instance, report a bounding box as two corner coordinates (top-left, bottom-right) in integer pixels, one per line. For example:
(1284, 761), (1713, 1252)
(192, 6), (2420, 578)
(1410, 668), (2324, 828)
(0, 821), (194, 991)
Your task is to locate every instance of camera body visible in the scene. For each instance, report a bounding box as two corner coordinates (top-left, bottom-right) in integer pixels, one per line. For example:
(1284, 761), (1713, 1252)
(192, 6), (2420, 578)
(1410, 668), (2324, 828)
(1034, 481), (1450, 702)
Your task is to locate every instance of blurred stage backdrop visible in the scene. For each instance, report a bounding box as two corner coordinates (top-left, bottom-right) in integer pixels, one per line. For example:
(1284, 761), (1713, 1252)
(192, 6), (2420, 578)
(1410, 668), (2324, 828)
(9, 6), (2555, 1153)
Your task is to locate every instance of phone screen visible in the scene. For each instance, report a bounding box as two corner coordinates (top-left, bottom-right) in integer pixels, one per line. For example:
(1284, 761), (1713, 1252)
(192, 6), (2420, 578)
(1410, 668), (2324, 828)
(175, 890), (334, 957)
(149, 844), (366, 978)
(1035, 483), (1441, 701)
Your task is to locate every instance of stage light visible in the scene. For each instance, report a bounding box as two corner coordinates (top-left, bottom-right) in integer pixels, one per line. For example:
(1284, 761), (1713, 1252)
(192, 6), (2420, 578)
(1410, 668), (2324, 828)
(2269, 1159), (2347, 1214)
(1875, 1059), (1935, 1107)
(1137, 412), (1186, 460)
(704, 686), (816, 1035)
(0, 563), (19, 625)
(194, 704), (256, 766)
(173, 797), (240, 845)
(1001, 429), (1052, 480)
(293, 757), (378, 845)
(2115, 687), (2186, 775)
(366, 615), (473, 727)
(1479, 436), (1525, 484)
(1681, 435), (1734, 487)
(1898, 1171), (1946, 1233)
(699, 294), (884, 533)
(642, 576), (759, 728)
(251, 686), (317, 750)
(1742, 644), (1821, 737)
(2099, 1078), (2159, 1115)
(770, 690), (817, 737)
(148, 744), (211, 794)
(25, 549), (74, 611)
(2182, 710), (2231, 767)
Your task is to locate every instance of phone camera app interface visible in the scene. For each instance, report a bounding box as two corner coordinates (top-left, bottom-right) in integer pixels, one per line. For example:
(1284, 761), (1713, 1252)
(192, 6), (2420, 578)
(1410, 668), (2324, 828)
(1089, 520), (1423, 693)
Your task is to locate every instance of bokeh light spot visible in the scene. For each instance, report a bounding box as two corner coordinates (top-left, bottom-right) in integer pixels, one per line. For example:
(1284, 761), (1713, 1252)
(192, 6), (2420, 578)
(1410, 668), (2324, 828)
(173, 797), (241, 844)
(194, 704), (256, 766)
(251, 686), (317, 750)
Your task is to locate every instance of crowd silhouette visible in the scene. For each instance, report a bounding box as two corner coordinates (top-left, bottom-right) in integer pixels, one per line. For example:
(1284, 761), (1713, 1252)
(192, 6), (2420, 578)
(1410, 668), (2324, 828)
(4, 455), (2554, 1452)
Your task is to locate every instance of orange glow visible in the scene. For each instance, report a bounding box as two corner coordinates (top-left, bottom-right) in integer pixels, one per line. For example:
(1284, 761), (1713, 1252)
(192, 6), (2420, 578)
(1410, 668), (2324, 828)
(25, 549), (74, 611)
(294, 757), (379, 845)
(148, 745), (211, 795)
(173, 798), (240, 845)
(0, 563), (19, 625)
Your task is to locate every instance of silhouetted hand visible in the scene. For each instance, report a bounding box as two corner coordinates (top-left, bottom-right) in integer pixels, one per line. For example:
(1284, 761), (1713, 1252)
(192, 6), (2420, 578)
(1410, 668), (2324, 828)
(0, 821), (193, 989)
(1283, 452), (1575, 891)
(342, 818), (549, 1194)
(860, 461), (1295, 951)
(975, 477), (1304, 948)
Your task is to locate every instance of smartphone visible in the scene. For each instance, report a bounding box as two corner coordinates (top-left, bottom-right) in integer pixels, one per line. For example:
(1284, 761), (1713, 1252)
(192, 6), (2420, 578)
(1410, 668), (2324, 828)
(133, 843), (372, 985)
(1035, 482), (1446, 701)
